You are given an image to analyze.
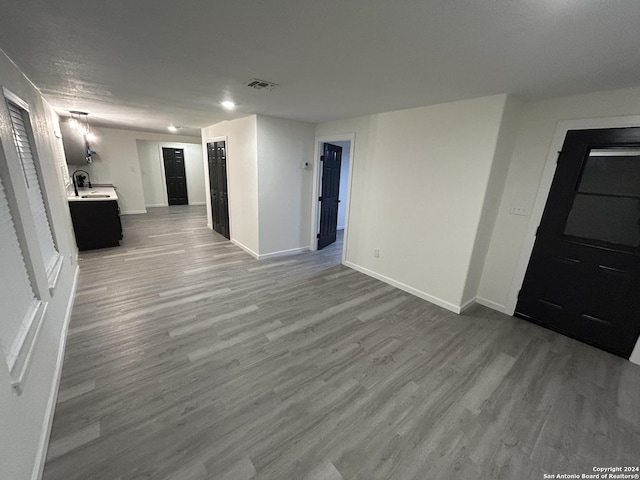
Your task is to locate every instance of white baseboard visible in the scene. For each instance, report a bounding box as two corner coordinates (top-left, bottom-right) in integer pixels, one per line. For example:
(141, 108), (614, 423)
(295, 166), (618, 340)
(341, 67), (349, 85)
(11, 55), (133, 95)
(230, 238), (259, 259)
(31, 264), (79, 480)
(206, 222), (213, 229)
(229, 240), (309, 260)
(189, 201), (206, 206)
(343, 261), (462, 314)
(475, 296), (511, 315)
(630, 342), (640, 366)
(459, 297), (477, 314)
(121, 209), (147, 215)
(258, 246), (309, 260)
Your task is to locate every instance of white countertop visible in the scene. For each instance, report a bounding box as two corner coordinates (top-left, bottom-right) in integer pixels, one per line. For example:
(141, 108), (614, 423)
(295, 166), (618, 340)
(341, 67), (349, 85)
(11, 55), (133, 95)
(67, 186), (118, 202)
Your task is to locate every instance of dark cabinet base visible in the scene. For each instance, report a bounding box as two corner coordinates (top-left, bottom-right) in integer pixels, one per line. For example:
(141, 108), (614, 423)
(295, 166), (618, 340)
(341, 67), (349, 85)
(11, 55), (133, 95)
(69, 200), (123, 251)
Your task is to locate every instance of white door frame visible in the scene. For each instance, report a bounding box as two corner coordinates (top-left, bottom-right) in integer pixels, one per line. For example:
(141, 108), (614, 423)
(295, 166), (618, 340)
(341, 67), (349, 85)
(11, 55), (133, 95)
(309, 133), (355, 264)
(506, 114), (640, 364)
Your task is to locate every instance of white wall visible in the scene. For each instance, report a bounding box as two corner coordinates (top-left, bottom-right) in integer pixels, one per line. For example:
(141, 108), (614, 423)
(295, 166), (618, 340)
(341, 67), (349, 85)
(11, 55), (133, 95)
(256, 115), (315, 256)
(137, 141), (205, 207)
(136, 141), (162, 207)
(83, 127), (199, 214)
(461, 96), (522, 306)
(202, 116), (259, 255)
(201, 115), (315, 257)
(0, 50), (79, 480)
(316, 95), (510, 311)
(479, 86), (640, 312)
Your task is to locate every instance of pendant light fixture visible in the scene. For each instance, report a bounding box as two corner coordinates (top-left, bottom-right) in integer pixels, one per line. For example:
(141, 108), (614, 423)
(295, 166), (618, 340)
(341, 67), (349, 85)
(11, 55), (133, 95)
(68, 111), (97, 162)
(68, 111), (96, 142)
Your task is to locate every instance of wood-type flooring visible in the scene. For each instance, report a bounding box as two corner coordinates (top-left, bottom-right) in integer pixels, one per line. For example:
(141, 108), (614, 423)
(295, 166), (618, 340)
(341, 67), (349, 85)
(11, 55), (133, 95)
(42, 206), (640, 480)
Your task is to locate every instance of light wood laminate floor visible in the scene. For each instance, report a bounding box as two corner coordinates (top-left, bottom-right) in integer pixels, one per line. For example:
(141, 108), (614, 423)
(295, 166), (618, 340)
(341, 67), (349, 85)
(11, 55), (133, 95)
(43, 206), (640, 480)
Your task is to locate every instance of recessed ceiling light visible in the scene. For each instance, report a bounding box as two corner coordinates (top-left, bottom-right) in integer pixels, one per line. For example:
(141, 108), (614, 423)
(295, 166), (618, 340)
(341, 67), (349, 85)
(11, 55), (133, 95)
(221, 101), (236, 110)
(168, 124), (177, 132)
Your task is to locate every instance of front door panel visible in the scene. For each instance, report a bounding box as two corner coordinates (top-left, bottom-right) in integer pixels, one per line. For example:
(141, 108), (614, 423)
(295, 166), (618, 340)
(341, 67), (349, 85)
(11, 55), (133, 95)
(318, 143), (342, 250)
(207, 141), (230, 239)
(516, 128), (640, 358)
(162, 148), (188, 205)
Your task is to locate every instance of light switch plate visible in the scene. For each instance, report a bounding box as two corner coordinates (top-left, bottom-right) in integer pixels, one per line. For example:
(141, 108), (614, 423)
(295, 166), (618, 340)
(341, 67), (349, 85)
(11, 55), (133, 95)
(509, 205), (529, 216)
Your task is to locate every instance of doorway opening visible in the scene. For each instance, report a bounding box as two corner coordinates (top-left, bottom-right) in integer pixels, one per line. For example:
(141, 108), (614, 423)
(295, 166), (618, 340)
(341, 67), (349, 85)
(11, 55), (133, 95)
(206, 139), (230, 239)
(162, 147), (189, 205)
(513, 124), (640, 359)
(310, 135), (354, 263)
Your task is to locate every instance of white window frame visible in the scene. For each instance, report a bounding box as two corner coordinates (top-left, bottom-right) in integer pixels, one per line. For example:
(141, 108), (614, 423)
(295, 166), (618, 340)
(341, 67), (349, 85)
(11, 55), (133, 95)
(0, 172), (48, 392)
(4, 87), (62, 290)
(0, 87), (60, 392)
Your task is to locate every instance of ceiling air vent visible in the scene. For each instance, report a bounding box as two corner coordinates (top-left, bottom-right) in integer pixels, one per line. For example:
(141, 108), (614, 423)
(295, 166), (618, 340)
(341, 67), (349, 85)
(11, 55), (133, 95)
(245, 78), (278, 91)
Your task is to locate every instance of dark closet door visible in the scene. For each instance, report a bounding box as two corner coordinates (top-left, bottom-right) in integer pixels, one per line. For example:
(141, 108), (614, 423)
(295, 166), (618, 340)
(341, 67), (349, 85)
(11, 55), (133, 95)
(516, 127), (640, 358)
(317, 143), (342, 250)
(162, 148), (188, 205)
(207, 141), (230, 239)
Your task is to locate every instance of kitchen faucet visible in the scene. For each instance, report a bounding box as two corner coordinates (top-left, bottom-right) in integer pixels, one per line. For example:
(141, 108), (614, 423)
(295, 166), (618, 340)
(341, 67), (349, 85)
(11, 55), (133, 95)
(72, 169), (92, 197)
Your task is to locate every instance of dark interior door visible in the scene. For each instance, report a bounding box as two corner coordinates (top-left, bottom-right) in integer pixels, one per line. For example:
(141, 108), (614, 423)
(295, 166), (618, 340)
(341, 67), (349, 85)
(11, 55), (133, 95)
(207, 141), (230, 239)
(516, 127), (640, 358)
(317, 143), (342, 250)
(162, 148), (188, 205)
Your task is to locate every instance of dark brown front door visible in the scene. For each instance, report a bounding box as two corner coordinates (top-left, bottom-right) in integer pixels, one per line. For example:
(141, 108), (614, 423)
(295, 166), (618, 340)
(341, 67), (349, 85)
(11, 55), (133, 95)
(162, 148), (188, 205)
(516, 127), (640, 358)
(207, 141), (230, 239)
(317, 143), (342, 250)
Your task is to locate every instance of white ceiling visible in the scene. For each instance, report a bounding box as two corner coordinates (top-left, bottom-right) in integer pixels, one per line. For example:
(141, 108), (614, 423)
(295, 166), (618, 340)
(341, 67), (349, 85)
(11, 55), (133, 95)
(1, 0), (639, 137)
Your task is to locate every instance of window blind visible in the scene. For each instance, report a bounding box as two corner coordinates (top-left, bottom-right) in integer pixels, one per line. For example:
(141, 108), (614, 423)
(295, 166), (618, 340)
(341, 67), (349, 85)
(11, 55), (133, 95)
(7, 101), (60, 277)
(0, 175), (39, 367)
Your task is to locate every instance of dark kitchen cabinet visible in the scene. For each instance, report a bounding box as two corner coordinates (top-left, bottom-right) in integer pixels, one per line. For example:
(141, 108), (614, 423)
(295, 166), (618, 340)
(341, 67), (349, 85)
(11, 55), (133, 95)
(69, 200), (123, 251)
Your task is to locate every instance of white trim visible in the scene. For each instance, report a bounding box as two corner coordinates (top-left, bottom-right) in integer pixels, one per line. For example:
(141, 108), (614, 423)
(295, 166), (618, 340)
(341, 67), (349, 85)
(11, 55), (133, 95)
(3, 86), (29, 111)
(145, 203), (166, 208)
(46, 252), (63, 291)
(309, 133), (356, 267)
(158, 144), (169, 206)
(475, 296), (510, 315)
(258, 246), (309, 260)
(459, 297), (477, 314)
(344, 260), (462, 314)
(31, 265), (79, 480)
(121, 209), (147, 215)
(9, 300), (47, 392)
(230, 238), (259, 259)
(189, 201), (206, 206)
(203, 136), (227, 143)
(507, 114), (640, 317)
(630, 342), (640, 366)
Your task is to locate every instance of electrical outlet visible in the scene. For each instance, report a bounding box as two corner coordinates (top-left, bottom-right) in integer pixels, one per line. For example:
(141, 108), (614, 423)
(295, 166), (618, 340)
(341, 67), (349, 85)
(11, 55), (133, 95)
(374, 249), (380, 258)
(509, 205), (529, 216)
